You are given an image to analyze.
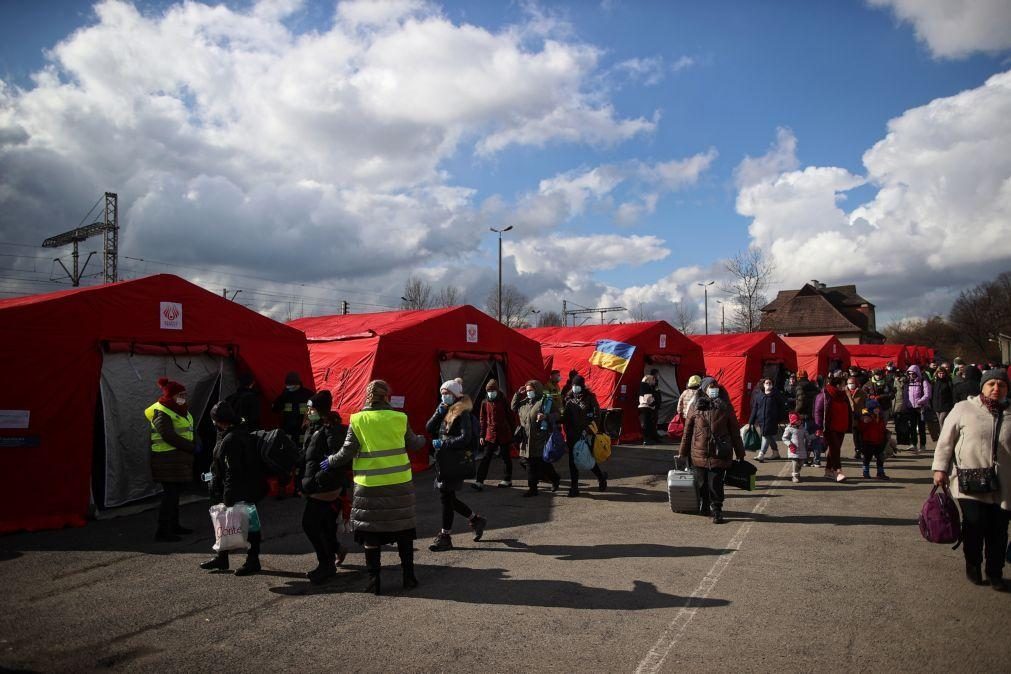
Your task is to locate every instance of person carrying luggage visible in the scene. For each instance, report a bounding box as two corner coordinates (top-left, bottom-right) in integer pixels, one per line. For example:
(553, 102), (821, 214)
(562, 375), (607, 497)
(515, 380), (562, 496)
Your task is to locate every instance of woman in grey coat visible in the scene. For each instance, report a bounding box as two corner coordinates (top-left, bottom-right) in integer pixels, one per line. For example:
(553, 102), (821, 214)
(320, 380), (425, 595)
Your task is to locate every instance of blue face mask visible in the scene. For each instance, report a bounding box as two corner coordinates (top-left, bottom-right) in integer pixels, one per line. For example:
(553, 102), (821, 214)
(572, 385), (583, 394)
(441, 394), (455, 406)
(487, 391), (498, 400)
(707, 388), (720, 399)
(526, 390), (536, 400)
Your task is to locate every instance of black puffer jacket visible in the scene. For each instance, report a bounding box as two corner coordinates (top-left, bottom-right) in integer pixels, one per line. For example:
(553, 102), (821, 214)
(953, 367), (982, 403)
(426, 396), (476, 490)
(302, 416), (349, 496)
(209, 424), (265, 506)
(931, 376), (955, 414)
(794, 379), (819, 416)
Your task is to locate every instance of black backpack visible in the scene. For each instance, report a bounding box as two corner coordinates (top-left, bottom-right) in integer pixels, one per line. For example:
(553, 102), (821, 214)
(251, 428), (300, 476)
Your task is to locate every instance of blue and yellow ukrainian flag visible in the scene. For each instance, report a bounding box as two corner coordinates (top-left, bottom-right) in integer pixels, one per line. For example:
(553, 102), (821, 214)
(589, 339), (636, 373)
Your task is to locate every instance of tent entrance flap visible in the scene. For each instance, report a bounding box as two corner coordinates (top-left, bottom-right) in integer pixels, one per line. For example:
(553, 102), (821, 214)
(653, 363), (680, 425)
(439, 358), (506, 403)
(99, 352), (238, 509)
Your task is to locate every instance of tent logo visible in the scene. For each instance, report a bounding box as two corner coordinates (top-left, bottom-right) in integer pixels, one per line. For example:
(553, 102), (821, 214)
(160, 302), (183, 330)
(466, 323), (478, 343)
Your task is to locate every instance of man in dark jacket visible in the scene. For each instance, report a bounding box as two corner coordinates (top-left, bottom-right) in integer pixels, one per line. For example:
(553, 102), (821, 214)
(931, 365), (955, 428)
(270, 371), (313, 498)
(953, 364), (982, 402)
(475, 379), (514, 490)
(749, 378), (786, 462)
(300, 391), (349, 584)
(200, 401), (265, 576)
(226, 372), (261, 430)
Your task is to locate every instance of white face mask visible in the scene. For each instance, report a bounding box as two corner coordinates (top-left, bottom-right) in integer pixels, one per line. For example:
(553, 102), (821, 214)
(286, 384), (299, 392)
(487, 391), (498, 400)
(706, 388), (719, 399)
(572, 385), (583, 394)
(847, 384), (857, 390)
(763, 384), (773, 393)
(175, 396), (187, 406)
(526, 390), (536, 400)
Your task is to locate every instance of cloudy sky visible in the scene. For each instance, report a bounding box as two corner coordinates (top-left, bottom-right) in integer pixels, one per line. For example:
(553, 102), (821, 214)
(1, 0), (1009, 327)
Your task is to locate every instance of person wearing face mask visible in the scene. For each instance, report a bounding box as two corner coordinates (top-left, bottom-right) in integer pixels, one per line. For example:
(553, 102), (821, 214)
(845, 376), (867, 460)
(562, 375), (607, 496)
(932, 369), (1011, 591)
(931, 365), (955, 430)
(426, 379), (487, 552)
(146, 378), (197, 542)
(300, 390), (350, 584)
(902, 365), (932, 453)
(200, 401), (266, 576)
(638, 374), (662, 445)
(545, 370), (564, 411)
(749, 377), (786, 462)
(515, 380), (561, 497)
(679, 378), (745, 523)
(677, 375), (703, 418)
(271, 371), (314, 498)
(814, 375), (852, 482)
(474, 379), (515, 490)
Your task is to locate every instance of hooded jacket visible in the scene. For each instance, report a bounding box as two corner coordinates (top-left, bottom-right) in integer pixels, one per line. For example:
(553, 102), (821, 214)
(679, 397), (745, 470)
(793, 377), (820, 416)
(209, 423), (265, 506)
(903, 365), (932, 410)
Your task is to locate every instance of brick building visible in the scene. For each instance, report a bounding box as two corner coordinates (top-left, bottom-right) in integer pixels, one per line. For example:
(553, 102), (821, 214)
(759, 280), (885, 345)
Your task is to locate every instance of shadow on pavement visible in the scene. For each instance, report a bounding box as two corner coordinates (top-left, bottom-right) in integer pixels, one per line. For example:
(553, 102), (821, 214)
(269, 564), (732, 610)
(456, 538), (731, 560)
(732, 512), (916, 526)
(769, 484), (903, 492)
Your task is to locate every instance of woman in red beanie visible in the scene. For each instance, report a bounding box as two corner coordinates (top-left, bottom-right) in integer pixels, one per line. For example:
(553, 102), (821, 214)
(144, 378), (196, 542)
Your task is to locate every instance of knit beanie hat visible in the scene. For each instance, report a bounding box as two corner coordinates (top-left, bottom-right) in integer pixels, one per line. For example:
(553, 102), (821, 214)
(441, 379), (464, 398)
(572, 375), (586, 387)
(284, 371), (301, 386)
(980, 369), (1009, 387)
(210, 401), (240, 424)
(485, 379), (499, 391)
(158, 377), (185, 398)
(309, 390), (333, 414)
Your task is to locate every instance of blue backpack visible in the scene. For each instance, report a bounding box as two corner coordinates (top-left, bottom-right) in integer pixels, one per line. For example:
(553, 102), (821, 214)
(572, 436), (595, 470)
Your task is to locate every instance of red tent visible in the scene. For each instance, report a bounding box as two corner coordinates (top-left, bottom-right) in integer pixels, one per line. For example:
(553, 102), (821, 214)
(781, 335), (850, 379)
(289, 306), (545, 472)
(518, 322), (705, 442)
(846, 343), (909, 371)
(0, 274), (312, 534)
(908, 345), (936, 365)
(689, 332), (798, 424)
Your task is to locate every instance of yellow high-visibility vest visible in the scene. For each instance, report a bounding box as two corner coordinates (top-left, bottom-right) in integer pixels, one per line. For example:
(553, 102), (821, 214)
(350, 409), (412, 488)
(144, 402), (194, 453)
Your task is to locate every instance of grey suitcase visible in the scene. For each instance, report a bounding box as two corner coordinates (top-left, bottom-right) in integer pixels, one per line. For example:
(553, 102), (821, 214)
(668, 457), (698, 513)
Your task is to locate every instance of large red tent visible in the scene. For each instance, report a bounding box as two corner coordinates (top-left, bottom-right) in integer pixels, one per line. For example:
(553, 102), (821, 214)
(846, 343), (909, 371)
(518, 322), (705, 443)
(689, 332), (798, 425)
(289, 306), (545, 472)
(0, 274), (312, 534)
(781, 335), (850, 379)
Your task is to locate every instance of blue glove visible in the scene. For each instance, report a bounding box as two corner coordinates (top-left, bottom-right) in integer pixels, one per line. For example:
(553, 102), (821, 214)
(319, 457), (331, 472)
(432, 439), (443, 450)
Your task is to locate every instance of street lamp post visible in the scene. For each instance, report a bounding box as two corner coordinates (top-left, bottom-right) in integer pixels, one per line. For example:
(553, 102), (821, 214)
(490, 226), (514, 322)
(697, 281), (715, 334)
(716, 300), (726, 334)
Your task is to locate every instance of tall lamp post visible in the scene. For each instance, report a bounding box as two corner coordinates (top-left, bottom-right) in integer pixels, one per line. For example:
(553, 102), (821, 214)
(716, 299), (726, 334)
(490, 226), (514, 322)
(697, 281), (715, 334)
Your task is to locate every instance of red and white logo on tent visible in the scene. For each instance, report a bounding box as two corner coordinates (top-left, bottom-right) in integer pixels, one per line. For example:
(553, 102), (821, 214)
(466, 323), (478, 343)
(160, 302), (183, 330)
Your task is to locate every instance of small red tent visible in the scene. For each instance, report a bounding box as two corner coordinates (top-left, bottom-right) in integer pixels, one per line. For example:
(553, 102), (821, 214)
(289, 306), (545, 471)
(689, 332), (798, 425)
(846, 344), (909, 371)
(518, 322), (705, 442)
(782, 335), (850, 379)
(0, 274), (312, 534)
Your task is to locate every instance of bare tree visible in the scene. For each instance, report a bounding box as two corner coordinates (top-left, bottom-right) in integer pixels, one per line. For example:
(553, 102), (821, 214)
(673, 301), (698, 334)
(721, 249), (775, 332)
(435, 285), (463, 307)
(401, 275), (433, 310)
(484, 284), (531, 327)
(949, 271), (1011, 360)
(536, 310), (565, 327)
(629, 302), (650, 322)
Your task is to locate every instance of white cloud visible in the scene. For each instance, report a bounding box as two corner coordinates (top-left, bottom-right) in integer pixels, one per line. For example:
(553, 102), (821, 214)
(868, 0), (1011, 59)
(670, 55), (696, 72)
(506, 233), (670, 275)
(612, 56), (666, 86)
(733, 127), (799, 188)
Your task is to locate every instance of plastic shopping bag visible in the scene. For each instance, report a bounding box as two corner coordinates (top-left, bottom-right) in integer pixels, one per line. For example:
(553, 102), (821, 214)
(210, 503), (250, 553)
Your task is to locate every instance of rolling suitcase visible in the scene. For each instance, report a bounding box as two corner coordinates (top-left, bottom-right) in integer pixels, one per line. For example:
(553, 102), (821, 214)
(668, 457), (698, 513)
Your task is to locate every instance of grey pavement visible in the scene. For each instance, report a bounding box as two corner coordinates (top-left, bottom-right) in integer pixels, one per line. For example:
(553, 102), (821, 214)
(1, 437), (1008, 673)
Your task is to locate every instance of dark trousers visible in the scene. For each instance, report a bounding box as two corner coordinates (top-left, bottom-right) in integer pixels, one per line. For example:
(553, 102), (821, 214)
(639, 408), (659, 442)
(301, 498), (340, 568)
(476, 443), (512, 483)
(157, 482), (182, 530)
(566, 436), (603, 486)
(439, 487), (473, 531)
(693, 467), (727, 510)
(897, 411), (926, 446)
(959, 499), (1010, 578)
(824, 430), (845, 470)
(526, 455), (560, 491)
(361, 532), (414, 578)
(860, 443), (885, 472)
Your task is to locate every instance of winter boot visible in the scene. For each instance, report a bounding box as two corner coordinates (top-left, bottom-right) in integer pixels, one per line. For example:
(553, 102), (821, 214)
(965, 564), (985, 586)
(154, 527), (181, 543)
(199, 552), (229, 571)
(234, 531), (262, 576)
(398, 542), (418, 591)
(364, 548), (382, 595)
(470, 515), (487, 542)
(876, 469), (889, 480)
(429, 532), (453, 552)
(988, 575), (1009, 592)
(566, 487), (580, 498)
(597, 471), (608, 492)
(712, 507), (725, 524)
(862, 466), (871, 479)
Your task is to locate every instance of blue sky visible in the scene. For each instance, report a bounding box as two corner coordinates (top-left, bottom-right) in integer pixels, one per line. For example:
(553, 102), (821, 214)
(1, 0), (1010, 325)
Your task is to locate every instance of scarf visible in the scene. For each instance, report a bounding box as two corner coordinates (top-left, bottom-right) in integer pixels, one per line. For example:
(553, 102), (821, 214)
(980, 396), (1007, 417)
(157, 394), (188, 417)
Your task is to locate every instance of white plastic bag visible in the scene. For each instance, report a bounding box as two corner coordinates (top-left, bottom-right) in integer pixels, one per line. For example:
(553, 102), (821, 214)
(210, 503), (250, 552)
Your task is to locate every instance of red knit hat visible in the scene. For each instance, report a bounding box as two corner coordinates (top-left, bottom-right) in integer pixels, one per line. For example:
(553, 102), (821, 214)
(158, 377), (185, 398)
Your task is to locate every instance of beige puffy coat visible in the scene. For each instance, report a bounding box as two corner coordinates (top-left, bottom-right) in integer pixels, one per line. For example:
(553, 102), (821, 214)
(931, 396), (1011, 509)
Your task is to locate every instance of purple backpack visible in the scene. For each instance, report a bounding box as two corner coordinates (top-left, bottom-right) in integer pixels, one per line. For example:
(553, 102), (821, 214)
(918, 485), (961, 548)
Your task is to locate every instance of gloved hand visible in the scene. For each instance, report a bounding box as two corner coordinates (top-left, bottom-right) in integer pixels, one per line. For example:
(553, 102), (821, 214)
(437, 403), (448, 414)
(432, 439), (443, 450)
(319, 456), (332, 472)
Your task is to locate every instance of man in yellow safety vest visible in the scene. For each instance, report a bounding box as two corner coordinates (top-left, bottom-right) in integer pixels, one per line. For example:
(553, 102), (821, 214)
(145, 377), (196, 542)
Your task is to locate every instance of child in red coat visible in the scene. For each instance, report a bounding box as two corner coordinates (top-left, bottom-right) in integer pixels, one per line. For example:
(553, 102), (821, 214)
(857, 399), (888, 480)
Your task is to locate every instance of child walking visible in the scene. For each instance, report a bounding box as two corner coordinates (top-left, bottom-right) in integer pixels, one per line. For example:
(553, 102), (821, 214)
(857, 399), (889, 479)
(781, 412), (809, 483)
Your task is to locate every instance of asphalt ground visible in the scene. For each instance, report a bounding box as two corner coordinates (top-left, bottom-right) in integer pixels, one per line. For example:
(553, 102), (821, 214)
(1, 436), (1008, 673)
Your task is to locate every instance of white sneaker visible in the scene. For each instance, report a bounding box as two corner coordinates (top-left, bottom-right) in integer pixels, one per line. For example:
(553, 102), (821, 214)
(835, 471), (847, 482)
(497, 480), (512, 488)
(791, 474), (800, 483)
(814, 461), (823, 467)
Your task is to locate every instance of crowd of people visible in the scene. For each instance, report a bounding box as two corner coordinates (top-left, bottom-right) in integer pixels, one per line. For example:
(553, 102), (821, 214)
(143, 355), (1010, 594)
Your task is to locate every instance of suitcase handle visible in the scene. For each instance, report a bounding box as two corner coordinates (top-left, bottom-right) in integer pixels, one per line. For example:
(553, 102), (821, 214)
(672, 456), (691, 472)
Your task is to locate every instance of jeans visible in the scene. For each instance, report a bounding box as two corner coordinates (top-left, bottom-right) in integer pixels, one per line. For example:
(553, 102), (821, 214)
(824, 430), (845, 471)
(439, 487), (473, 531)
(639, 408), (659, 443)
(860, 442), (885, 472)
(157, 482), (182, 530)
(566, 436), (604, 488)
(526, 455), (560, 491)
(693, 466), (727, 510)
(476, 442), (512, 483)
(911, 410), (927, 447)
(302, 498), (341, 568)
(758, 434), (779, 456)
(958, 499), (1010, 578)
